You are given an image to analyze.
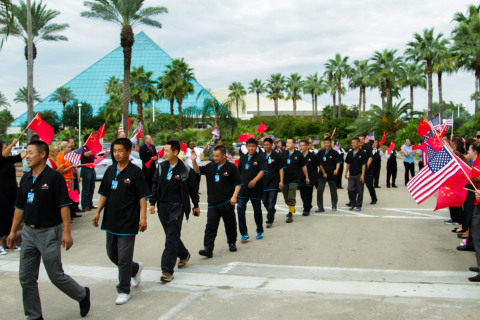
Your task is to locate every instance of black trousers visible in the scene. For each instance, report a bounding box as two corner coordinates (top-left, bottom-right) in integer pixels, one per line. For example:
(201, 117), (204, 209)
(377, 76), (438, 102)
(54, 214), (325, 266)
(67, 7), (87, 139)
(449, 207), (463, 224)
(195, 173), (201, 190)
(204, 202), (238, 251)
(386, 165), (397, 186)
(372, 161), (381, 187)
(404, 162), (415, 185)
(471, 207), (480, 267)
(336, 164), (344, 188)
(299, 186), (314, 213)
(106, 233), (139, 294)
(463, 185), (475, 231)
(143, 169), (155, 194)
(418, 162), (424, 171)
(158, 202), (189, 274)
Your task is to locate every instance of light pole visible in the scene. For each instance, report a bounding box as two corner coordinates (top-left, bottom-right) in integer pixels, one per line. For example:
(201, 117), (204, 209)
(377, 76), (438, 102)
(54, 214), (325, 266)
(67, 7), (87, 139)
(78, 103), (82, 147)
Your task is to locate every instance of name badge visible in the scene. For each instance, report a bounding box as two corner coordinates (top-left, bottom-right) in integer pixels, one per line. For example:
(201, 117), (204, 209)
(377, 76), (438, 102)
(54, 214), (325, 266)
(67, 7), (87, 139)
(287, 159), (291, 164)
(268, 158), (272, 164)
(323, 157), (326, 161)
(166, 172), (172, 181)
(111, 180), (118, 190)
(27, 192), (34, 203)
(215, 174), (220, 182)
(245, 164), (249, 170)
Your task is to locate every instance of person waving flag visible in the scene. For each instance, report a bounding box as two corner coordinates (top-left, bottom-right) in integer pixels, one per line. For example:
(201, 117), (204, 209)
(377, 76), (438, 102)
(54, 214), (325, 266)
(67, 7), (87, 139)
(365, 132), (375, 143)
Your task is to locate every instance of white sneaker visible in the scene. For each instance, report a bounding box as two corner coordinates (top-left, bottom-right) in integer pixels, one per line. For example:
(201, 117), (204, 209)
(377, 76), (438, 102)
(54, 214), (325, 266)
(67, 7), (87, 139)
(131, 262), (143, 287)
(6, 246), (21, 252)
(0, 246), (7, 255)
(115, 293), (130, 305)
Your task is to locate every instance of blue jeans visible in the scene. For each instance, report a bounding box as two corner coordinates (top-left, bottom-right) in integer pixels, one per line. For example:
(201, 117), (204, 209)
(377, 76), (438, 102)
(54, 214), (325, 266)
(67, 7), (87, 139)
(263, 190), (278, 223)
(81, 168), (96, 209)
(237, 197), (263, 236)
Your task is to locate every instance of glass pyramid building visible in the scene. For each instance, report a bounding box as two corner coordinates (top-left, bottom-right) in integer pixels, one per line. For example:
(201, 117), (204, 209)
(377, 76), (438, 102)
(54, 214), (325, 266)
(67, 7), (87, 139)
(11, 31), (213, 126)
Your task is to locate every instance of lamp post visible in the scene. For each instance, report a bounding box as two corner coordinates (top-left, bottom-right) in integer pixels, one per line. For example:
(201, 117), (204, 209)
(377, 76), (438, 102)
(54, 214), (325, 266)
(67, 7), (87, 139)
(78, 103), (82, 147)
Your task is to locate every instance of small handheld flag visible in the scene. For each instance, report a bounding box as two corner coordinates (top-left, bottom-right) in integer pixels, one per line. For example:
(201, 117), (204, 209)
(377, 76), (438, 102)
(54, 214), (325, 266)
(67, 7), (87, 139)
(313, 137), (320, 145)
(332, 127), (336, 139)
(256, 123), (268, 134)
(27, 113), (54, 144)
(379, 132), (386, 147)
(365, 131), (375, 143)
(239, 133), (254, 142)
(97, 124), (105, 139)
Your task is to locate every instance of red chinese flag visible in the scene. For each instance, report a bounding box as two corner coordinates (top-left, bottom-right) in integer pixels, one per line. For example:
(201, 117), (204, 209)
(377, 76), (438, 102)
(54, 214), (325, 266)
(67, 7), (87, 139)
(387, 141), (395, 154)
(128, 118), (132, 132)
(332, 127), (336, 139)
(85, 132), (102, 156)
(256, 123), (268, 134)
(472, 156), (480, 179)
(412, 145), (421, 151)
(180, 141), (188, 154)
(136, 126), (143, 139)
(239, 133), (254, 142)
(434, 186), (468, 211)
(97, 124), (105, 139)
(27, 113), (54, 144)
(66, 180), (80, 203)
(379, 132), (386, 147)
(426, 137), (443, 151)
(417, 118), (431, 137)
(84, 156), (105, 169)
(145, 147), (164, 169)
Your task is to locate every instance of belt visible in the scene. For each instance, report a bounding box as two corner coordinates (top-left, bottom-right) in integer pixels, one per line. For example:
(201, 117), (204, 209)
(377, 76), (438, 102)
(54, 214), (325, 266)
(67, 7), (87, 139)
(27, 224), (56, 229)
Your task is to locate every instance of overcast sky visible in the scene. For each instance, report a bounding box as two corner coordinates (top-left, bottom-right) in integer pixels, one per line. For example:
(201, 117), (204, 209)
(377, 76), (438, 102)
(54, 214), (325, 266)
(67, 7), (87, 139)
(0, 0), (477, 118)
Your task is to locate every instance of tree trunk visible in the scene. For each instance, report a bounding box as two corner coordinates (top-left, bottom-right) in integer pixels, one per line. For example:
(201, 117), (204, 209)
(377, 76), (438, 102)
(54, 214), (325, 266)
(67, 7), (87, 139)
(332, 92), (336, 119)
(62, 101), (66, 130)
(337, 78), (342, 118)
(169, 98), (174, 119)
(26, 0), (34, 141)
(137, 100), (143, 124)
(315, 94), (318, 121)
(236, 98), (239, 119)
(311, 92), (315, 121)
(410, 84), (414, 118)
(381, 81), (386, 110)
(358, 88), (362, 117)
(385, 78), (392, 105)
(257, 91), (260, 117)
(438, 71), (443, 120)
(362, 86), (366, 112)
(121, 25), (135, 134)
(426, 58), (433, 118)
(177, 88), (183, 131)
(476, 74), (479, 115)
(293, 89), (297, 118)
(275, 90), (279, 118)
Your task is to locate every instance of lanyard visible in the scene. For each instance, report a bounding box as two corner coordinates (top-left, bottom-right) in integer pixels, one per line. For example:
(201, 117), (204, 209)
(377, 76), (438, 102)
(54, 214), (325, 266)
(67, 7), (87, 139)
(248, 155), (251, 162)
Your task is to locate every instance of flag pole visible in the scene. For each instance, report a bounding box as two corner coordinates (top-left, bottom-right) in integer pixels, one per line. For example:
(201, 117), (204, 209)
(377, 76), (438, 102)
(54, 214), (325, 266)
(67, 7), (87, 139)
(18, 112), (39, 138)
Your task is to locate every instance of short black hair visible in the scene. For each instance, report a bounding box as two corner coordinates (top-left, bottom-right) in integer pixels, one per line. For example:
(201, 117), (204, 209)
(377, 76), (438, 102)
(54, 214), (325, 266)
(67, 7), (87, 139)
(300, 140), (308, 145)
(84, 133), (91, 143)
(213, 145), (226, 154)
(112, 138), (132, 151)
(28, 141), (49, 158)
(187, 140), (195, 146)
(30, 134), (40, 143)
(352, 137), (360, 142)
(166, 140), (180, 155)
(263, 138), (273, 144)
(324, 137), (331, 142)
(214, 138), (222, 145)
(287, 137), (295, 143)
(246, 138), (258, 146)
(357, 134), (366, 139)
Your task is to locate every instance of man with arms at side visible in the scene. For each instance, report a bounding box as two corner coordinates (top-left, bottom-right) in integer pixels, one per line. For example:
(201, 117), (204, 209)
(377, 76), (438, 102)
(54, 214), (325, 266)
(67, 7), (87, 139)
(92, 138), (150, 305)
(358, 134), (378, 205)
(281, 138), (309, 223)
(191, 146), (242, 257)
(298, 140), (320, 216)
(345, 138), (367, 211)
(139, 135), (157, 192)
(149, 141), (200, 282)
(317, 137), (341, 212)
(7, 141), (90, 319)
(262, 138), (285, 228)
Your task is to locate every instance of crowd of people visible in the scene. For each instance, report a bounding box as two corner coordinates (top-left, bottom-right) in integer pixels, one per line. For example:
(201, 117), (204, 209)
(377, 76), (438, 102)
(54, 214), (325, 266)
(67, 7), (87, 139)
(2, 128), (480, 319)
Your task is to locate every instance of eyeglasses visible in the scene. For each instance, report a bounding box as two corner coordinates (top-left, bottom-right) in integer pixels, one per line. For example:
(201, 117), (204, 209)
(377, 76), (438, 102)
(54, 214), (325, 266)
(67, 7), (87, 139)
(476, 135), (480, 139)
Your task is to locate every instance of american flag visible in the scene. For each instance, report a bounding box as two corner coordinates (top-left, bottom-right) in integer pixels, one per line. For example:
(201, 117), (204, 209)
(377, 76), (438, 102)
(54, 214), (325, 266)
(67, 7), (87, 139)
(64, 146), (85, 164)
(260, 135), (275, 142)
(428, 115), (441, 128)
(226, 149), (234, 161)
(444, 112), (454, 127)
(407, 146), (463, 204)
(118, 115), (124, 133)
(424, 144), (438, 165)
(313, 137), (320, 145)
(333, 142), (340, 151)
(365, 132), (375, 143)
(295, 142), (300, 149)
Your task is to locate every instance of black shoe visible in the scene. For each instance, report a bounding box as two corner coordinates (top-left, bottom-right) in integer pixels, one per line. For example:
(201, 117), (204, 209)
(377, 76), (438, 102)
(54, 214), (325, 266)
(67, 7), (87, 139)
(79, 287), (90, 317)
(370, 200), (377, 205)
(266, 222), (273, 228)
(457, 245), (475, 252)
(386, 185), (391, 188)
(229, 243), (237, 252)
(337, 187), (344, 189)
(469, 267), (479, 272)
(468, 274), (480, 282)
(374, 186), (381, 188)
(458, 234), (467, 239)
(349, 206), (354, 211)
(199, 248), (213, 258)
(392, 184), (398, 188)
(346, 203), (351, 206)
(286, 213), (293, 223)
(302, 211), (310, 216)
(71, 214), (83, 218)
(444, 220), (456, 225)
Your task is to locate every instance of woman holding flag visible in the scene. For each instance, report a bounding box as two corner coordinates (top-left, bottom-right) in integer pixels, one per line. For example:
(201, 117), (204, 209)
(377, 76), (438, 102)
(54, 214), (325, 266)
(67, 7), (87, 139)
(57, 141), (80, 220)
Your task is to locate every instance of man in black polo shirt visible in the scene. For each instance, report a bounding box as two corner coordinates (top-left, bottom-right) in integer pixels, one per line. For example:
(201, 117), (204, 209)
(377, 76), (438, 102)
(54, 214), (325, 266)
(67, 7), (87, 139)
(149, 141), (200, 283)
(344, 138), (367, 211)
(93, 138), (150, 305)
(262, 138), (285, 228)
(139, 135), (157, 192)
(358, 134), (377, 204)
(317, 137), (341, 212)
(237, 138), (268, 242)
(7, 141), (90, 319)
(281, 138), (309, 223)
(298, 140), (320, 216)
(191, 145), (242, 257)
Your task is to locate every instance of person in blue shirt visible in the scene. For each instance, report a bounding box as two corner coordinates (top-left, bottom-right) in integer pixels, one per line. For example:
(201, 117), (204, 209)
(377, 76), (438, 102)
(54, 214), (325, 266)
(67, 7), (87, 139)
(416, 143), (424, 171)
(402, 139), (415, 185)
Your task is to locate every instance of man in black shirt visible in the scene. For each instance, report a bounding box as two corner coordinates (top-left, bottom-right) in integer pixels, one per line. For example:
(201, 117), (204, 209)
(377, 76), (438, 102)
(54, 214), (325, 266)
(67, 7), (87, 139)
(203, 138), (222, 162)
(298, 140), (320, 216)
(7, 141), (90, 319)
(149, 141), (200, 282)
(358, 134), (377, 204)
(345, 138), (367, 211)
(262, 138), (285, 228)
(191, 145), (242, 257)
(237, 138), (268, 242)
(93, 138), (150, 305)
(139, 135), (157, 192)
(386, 148), (398, 188)
(317, 138), (341, 212)
(371, 140), (382, 188)
(281, 138), (309, 223)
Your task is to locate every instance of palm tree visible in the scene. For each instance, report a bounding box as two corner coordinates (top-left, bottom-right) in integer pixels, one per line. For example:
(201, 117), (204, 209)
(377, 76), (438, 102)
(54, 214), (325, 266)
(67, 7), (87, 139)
(406, 28), (449, 117)
(223, 82), (247, 119)
(285, 73), (303, 118)
(157, 74), (176, 119)
(196, 87), (220, 129)
(348, 59), (371, 116)
(0, 0), (14, 50)
(371, 49), (404, 108)
(104, 94), (123, 124)
(248, 79), (266, 117)
(130, 66), (157, 124)
(49, 86), (75, 129)
(0, 91), (10, 108)
(162, 58), (195, 130)
(396, 62), (427, 117)
(14, 86), (41, 104)
(432, 48), (456, 119)
(325, 77), (338, 118)
(267, 73), (286, 118)
(81, 0), (168, 132)
(303, 73), (322, 121)
(324, 53), (351, 118)
(104, 76), (123, 96)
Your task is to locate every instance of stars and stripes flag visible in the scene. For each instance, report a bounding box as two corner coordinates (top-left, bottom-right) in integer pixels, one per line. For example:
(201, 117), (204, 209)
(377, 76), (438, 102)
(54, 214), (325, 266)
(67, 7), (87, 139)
(226, 149), (234, 161)
(118, 115), (124, 133)
(444, 112), (454, 127)
(333, 142), (341, 151)
(428, 115), (441, 128)
(64, 146), (85, 164)
(407, 146), (465, 204)
(365, 131), (375, 143)
(260, 135), (275, 141)
(313, 137), (320, 145)
(424, 144), (438, 165)
(211, 128), (220, 139)
(295, 141), (300, 149)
